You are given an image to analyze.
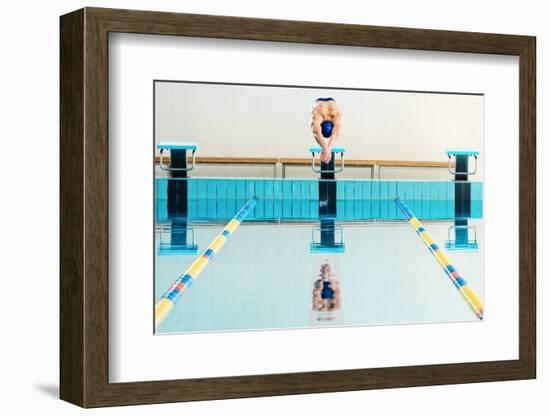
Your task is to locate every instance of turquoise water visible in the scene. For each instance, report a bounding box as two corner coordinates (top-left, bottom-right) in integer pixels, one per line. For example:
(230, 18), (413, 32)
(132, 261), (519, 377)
(155, 219), (484, 334)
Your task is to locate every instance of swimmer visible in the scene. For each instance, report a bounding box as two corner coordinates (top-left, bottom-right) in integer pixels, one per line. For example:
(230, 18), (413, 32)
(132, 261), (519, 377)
(312, 263), (342, 312)
(310, 97), (342, 163)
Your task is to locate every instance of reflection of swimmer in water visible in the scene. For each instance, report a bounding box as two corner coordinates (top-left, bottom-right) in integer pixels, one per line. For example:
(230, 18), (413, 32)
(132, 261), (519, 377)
(310, 97), (342, 164)
(312, 263), (342, 314)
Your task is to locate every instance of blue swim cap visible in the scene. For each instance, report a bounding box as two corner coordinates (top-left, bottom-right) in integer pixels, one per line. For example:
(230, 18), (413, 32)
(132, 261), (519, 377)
(320, 121), (333, 138)
(316, 97), (335, 102)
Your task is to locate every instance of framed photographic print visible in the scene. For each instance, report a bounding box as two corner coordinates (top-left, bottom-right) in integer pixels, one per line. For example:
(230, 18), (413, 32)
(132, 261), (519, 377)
(60, 7), (536, 408)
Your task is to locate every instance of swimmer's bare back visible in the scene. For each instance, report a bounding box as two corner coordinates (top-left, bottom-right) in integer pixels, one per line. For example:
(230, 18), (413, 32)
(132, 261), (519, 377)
(310, 99), (342, 163)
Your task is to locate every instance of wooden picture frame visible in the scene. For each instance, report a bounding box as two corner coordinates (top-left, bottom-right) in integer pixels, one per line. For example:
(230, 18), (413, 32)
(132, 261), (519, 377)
(60, 7), (536, 408)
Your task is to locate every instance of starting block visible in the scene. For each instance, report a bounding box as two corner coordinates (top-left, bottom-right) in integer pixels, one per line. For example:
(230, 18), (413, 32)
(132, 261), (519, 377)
(446, 148), (479, 177)
(310, 222), (346, 253)
(158, 221), (198, 256)
(310, 146), (346, 174)
(158, 142), (198, 172)
(445, 223), (479, 251)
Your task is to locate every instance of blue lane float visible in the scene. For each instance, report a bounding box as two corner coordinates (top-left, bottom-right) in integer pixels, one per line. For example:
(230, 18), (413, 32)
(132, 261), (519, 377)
(155, 196), (258, 329)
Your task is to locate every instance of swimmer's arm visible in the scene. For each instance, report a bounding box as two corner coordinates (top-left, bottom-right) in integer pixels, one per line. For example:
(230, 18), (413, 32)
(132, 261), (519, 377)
(312, 111), (331, 163)
(311, 112), (325, 146)
(326, 113), (342, 148)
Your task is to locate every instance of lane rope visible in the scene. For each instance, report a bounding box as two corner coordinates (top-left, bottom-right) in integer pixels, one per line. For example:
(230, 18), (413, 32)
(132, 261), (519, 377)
(395, 197), (483, 320)
(155, 196), (258, 329)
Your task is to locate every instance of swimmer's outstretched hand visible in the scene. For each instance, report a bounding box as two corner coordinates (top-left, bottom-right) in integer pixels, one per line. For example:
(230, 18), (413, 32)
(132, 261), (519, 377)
(320, 146), (332, 163)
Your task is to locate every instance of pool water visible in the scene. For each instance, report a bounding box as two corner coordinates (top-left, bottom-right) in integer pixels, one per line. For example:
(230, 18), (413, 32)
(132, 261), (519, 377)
(154, 219), (484, 334)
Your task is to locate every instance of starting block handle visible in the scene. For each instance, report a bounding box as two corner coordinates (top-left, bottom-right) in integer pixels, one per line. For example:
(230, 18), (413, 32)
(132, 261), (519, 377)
(447, 154), (477, 176)
(446, 149), (479, 176)
(445, 223), (479, 250)
(448, 224), (477, 242)
(311, 223), (344, 243)
(159, 148), (197, 172)
(310, 147), (346, 174)
(310, 223), (345, 253)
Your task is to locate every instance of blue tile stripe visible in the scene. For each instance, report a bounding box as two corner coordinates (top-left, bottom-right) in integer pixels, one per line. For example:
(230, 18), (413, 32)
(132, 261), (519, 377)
(155, 178), (483, 222)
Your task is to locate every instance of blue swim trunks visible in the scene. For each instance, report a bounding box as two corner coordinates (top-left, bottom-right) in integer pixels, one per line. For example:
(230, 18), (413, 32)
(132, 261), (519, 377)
(321, 281), (334, 300)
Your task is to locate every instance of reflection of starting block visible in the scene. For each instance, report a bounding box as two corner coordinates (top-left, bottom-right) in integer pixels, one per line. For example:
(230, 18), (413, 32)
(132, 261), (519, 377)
(310, 146), (346, 174)
(446, 149), (479, 178)
(310, 222), (346, 253)
(158, 142), (198, 172)
(158, 221), (198, 256)
(445, 223), (479, 251)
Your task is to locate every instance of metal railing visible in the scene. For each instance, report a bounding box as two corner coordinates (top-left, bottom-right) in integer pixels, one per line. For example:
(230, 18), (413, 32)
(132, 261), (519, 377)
(154, 156), (452, 179)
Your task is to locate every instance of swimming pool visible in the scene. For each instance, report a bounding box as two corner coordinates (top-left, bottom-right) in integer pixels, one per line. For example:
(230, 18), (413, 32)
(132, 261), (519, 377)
(154, 194), (484, 334)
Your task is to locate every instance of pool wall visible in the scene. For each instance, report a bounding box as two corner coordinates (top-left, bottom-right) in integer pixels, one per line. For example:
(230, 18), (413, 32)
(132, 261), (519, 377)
(155, 178), (483, 222)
